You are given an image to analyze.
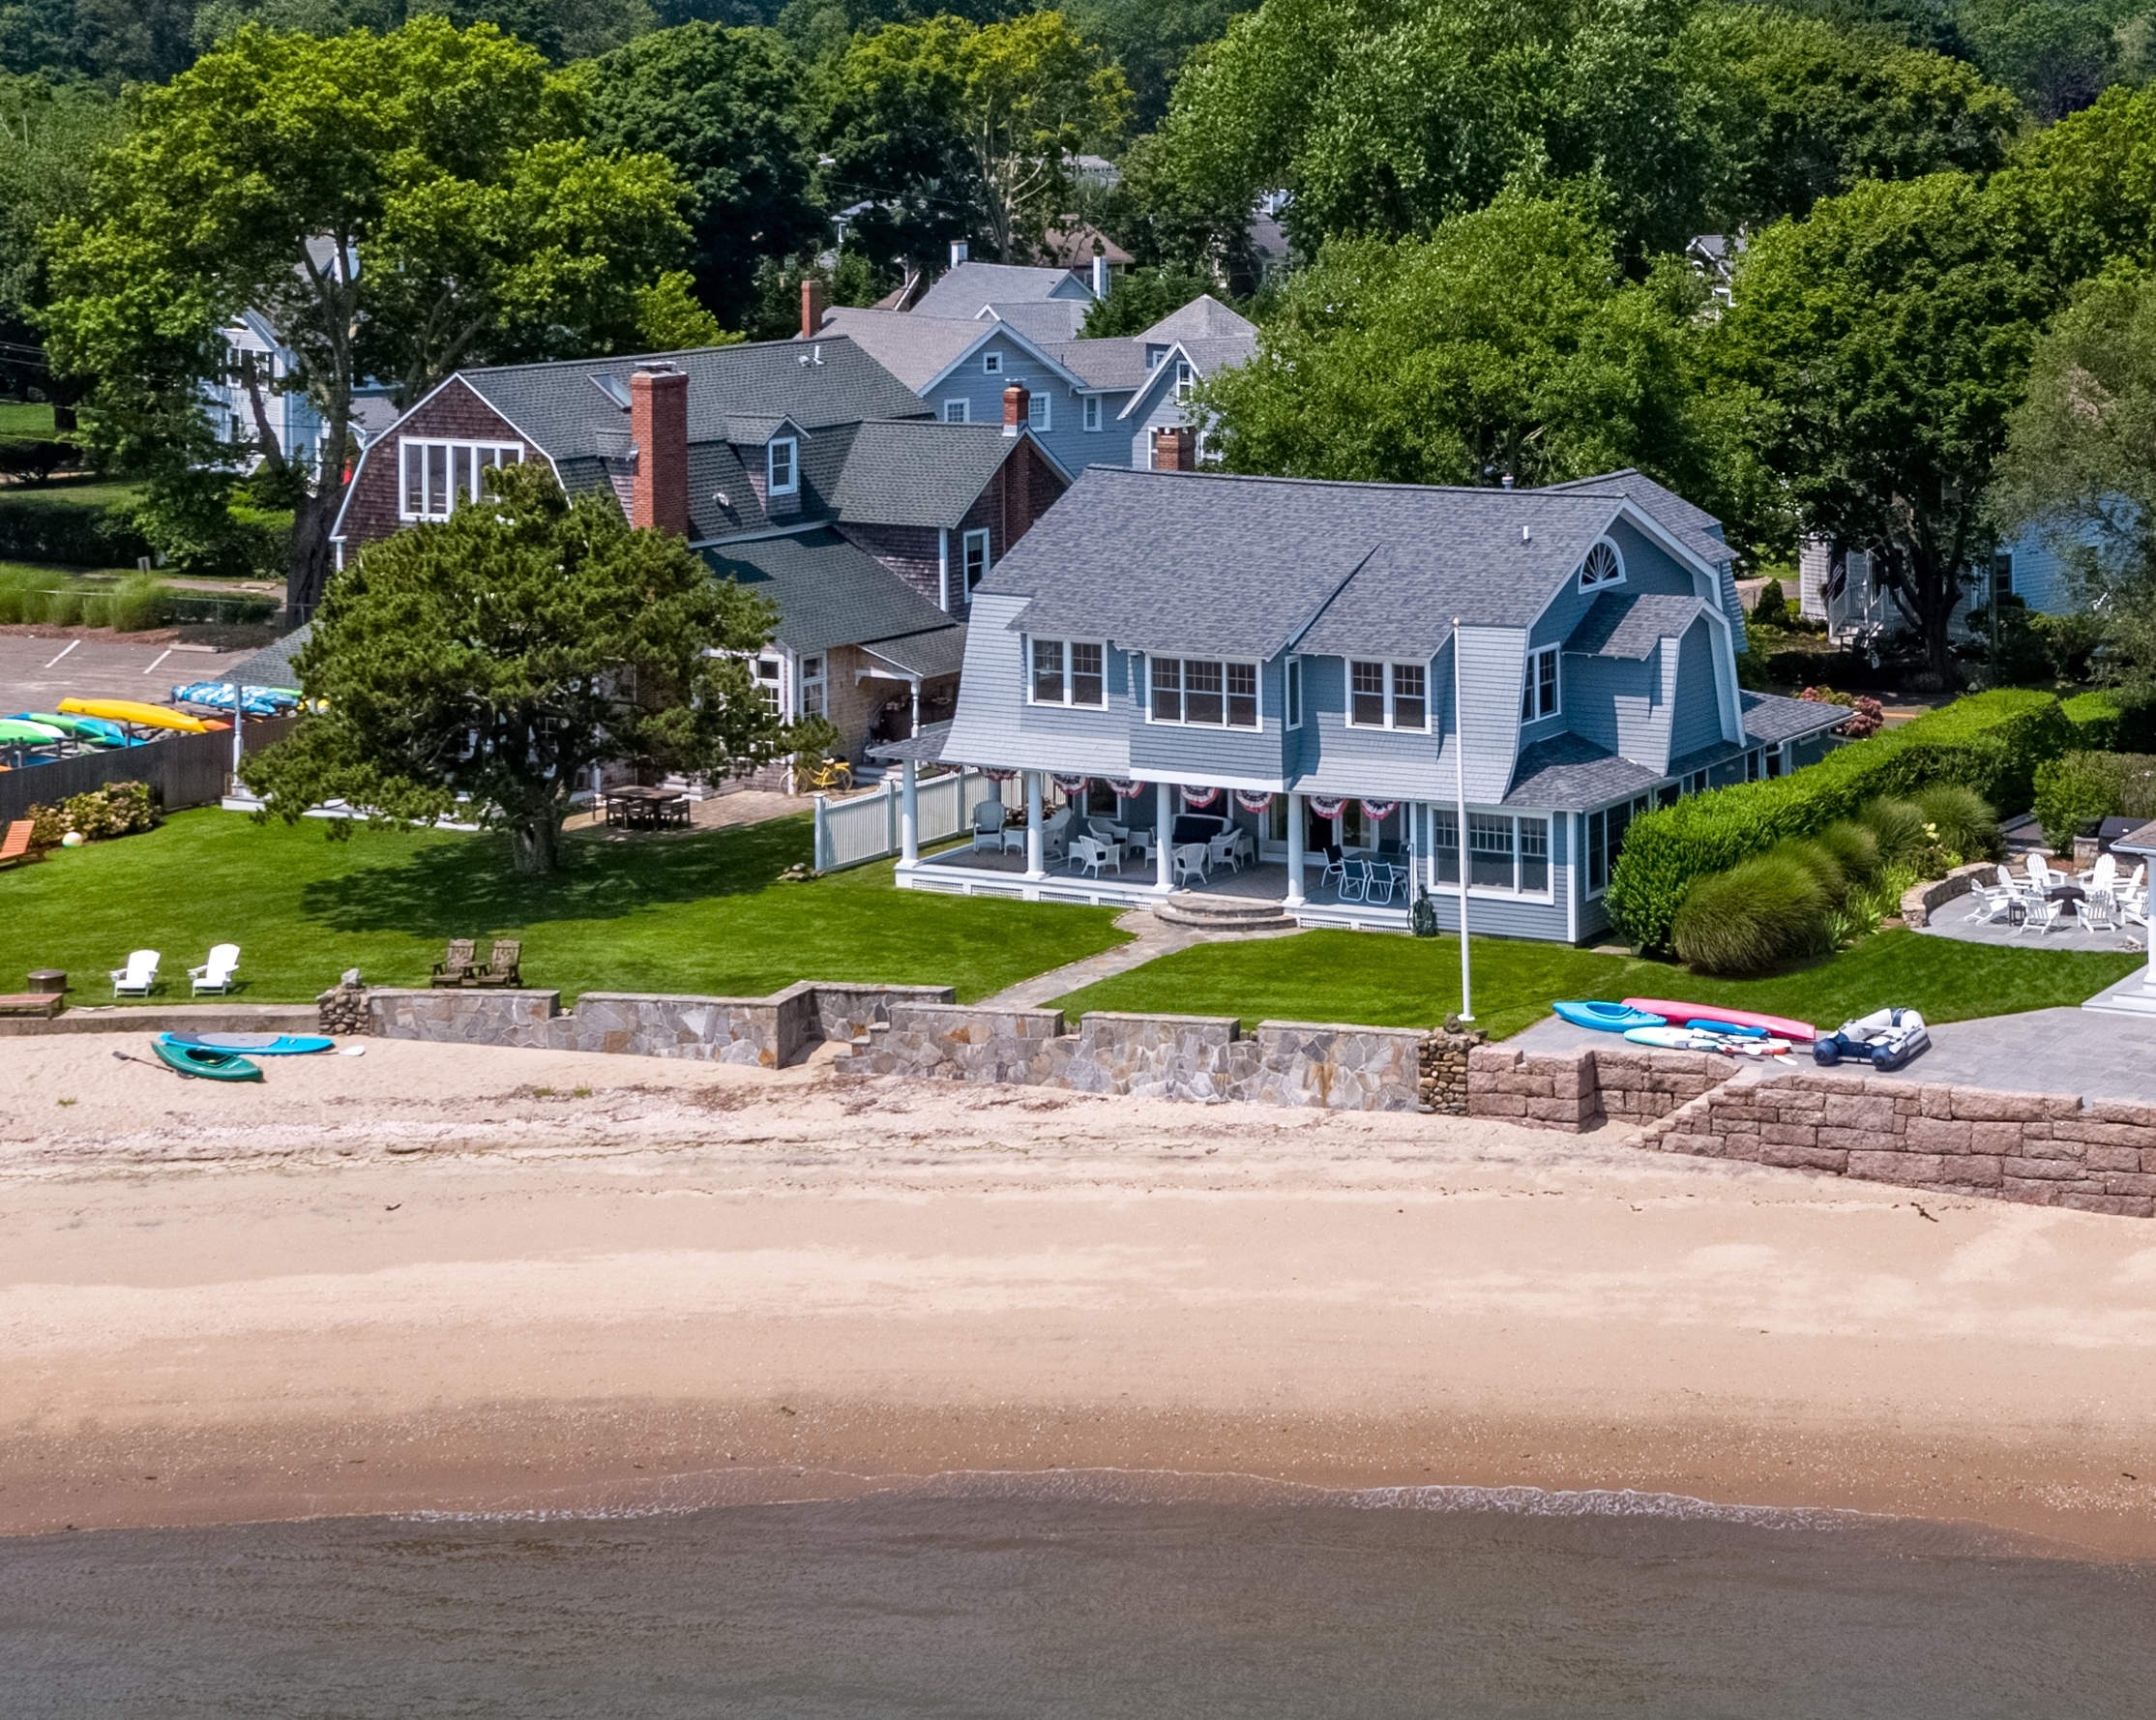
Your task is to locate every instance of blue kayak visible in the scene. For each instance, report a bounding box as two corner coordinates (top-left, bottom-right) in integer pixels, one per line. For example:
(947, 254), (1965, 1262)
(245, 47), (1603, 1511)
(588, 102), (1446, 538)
(1684, 1018), (1768, 1040)
(157, 1032), (336, 1056)
(1553, 1000), (1668, 1032)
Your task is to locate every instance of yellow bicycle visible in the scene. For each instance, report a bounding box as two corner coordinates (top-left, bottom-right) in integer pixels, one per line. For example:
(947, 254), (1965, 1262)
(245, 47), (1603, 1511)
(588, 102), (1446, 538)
(800, 756), (853, 793)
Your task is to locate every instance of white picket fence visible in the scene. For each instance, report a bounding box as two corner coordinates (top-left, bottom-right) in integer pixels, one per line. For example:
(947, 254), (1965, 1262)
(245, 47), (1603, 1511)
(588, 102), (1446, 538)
(812, 768), (1019, 872)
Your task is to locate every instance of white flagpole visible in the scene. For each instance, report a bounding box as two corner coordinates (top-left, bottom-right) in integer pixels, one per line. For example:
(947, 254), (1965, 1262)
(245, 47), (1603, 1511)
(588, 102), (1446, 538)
(1453, 617), (1473, 1023)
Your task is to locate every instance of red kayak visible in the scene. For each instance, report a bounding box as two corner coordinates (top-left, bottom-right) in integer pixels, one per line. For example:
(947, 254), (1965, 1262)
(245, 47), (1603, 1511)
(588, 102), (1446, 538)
(1621, 997), (1816, 1042)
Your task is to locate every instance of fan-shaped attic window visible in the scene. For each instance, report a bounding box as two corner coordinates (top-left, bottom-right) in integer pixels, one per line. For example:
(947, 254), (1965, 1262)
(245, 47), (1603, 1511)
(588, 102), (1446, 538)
(1578, 540), (1624, 591)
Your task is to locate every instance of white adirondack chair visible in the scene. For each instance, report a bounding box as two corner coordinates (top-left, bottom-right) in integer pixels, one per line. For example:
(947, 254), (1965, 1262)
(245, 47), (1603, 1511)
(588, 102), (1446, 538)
(109, 949), (159, 997)
(191, 943), (241, 994)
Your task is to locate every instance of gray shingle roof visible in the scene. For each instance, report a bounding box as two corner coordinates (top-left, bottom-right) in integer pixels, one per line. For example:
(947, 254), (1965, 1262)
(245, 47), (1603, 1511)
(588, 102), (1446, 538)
(989, 467), (1640, 660)
(867, 719), (954, 763)
(1504, 733), (1666, 808)
(913, 261), (1089, 318)
(814, 308), (982, 392)
(706, 529), (958, 657)
(987, 300), (1088, 341)
(1141, 295), (1258, 341)
(1741, 690), (1851, 745)
(223, 623), (312, 689)
(1540, 468), (1728, 569)
(862, 625), (969, 680)
(1046, 339), (1151, 390)
(830, 422), (1017, 529)
(458, 338), (926, 461)
(1565, 592), (1705, 659)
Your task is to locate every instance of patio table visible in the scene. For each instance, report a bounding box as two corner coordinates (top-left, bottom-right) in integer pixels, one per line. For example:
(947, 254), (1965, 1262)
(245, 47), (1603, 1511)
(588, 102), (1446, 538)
(602, 786), (692, 829)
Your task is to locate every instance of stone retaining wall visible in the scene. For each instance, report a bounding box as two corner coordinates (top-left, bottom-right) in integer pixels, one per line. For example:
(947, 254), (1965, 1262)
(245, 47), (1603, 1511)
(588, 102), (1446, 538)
(836, 1003), (1428, 1111)
(363, 981), (957, 1067)
(1899, 862), (1994, 929)
(1465, 1043), (1732, 1132)
(1640, 1068), (2156, 1218)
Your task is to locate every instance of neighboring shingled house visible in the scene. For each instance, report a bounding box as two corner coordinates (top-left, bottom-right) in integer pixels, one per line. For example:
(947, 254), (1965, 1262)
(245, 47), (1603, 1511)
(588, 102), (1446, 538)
(809, 251), (1258, 475)
(329, 336), (1069, 766)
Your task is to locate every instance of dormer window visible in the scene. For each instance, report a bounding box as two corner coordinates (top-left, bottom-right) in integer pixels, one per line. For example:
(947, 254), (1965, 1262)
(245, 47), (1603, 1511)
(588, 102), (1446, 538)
(768, 436), (797, 496)
(1579, 540), (1624, 590)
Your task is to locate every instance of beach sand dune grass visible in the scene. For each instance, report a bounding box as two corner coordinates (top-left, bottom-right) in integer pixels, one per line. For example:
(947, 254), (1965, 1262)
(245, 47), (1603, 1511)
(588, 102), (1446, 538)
(0, 808), (1127, 1004)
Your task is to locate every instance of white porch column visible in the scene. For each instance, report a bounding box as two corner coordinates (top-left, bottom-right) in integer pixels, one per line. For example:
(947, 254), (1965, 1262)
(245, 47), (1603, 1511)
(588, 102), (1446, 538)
(1025, 770), (1045, 878)
(1156, 781), (1173, 890)
(1285, 791), (1306, 906)
(900, 758), (919, 865)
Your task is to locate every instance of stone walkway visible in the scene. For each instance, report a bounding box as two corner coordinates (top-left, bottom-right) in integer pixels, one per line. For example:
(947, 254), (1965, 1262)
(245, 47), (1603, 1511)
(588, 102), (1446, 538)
(980, 908), (1297, 1011)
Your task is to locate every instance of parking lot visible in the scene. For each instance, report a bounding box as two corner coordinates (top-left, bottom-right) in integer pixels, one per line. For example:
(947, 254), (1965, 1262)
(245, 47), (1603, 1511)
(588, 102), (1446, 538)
(0, 631), (251, 713)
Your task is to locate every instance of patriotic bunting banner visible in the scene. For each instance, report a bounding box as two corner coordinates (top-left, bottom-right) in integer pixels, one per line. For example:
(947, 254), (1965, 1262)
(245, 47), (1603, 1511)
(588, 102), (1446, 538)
(1180, 786), (1222, 809)
(1233, 789), (1275, 814)
(1051, 774), (1091, 794)
(1307, 795), (1347, 819)
(1360, 800), (1399, 822)
(1108, 779), (1151, 800)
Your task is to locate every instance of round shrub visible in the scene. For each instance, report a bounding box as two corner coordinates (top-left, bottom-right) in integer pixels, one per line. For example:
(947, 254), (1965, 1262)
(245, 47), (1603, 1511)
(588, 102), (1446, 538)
(1913, 784), (1998, 862)
(1671, 851), (1834, 977)
(1814, 819), (1881, 886)
(1859, 796), (1929, 866)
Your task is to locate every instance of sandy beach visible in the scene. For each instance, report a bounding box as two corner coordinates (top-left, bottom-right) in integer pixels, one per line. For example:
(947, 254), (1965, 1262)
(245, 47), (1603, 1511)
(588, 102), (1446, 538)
(3, 1034), (2154, 1557)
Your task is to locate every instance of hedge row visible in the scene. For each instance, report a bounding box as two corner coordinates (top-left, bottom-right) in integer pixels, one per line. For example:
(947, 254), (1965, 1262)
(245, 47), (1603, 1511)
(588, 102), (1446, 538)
(1605, 689), (2071, 955)
(2061, 689), (2156, 755)
(0, 490), (149, 567)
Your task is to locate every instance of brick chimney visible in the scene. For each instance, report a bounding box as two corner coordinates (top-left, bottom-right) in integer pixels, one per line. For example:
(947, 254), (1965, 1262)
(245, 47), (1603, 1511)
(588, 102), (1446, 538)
(1151, 425), (1196, 470)
(1003, 382), (1030, 438)
(800, 277), (826, 339)
(630, 364), (689, 536)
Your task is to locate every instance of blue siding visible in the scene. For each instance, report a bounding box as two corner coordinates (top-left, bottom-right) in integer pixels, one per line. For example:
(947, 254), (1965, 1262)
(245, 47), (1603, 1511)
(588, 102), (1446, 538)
(1126, 652), (1288, 785)
(1669, 617), (1722, 758)
(928, 328), (1124, 479)
(1997, 524), (2089, 616)
(1603, 517), (1711, 601)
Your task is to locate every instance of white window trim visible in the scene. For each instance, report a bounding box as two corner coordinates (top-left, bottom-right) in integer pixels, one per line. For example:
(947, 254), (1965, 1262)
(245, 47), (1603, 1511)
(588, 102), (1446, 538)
(982, 351), (1003, 374)
(1173, 360), (1194, 402)
(767, 436), (799, 496)
(798, 653), (827, 720)
(1028, 392), (1050, 431)
(1521, 645), (1561, 722)
(398, 438), (523, 522)
(943, 399), (969, 423)
(1581, 793), (1652, 900)
(1428, 806), (1556, 902)
(1083, 395), (1102, 431)
(1578, 538), (1626, 592)
(1143, 654), (1262, 729)
(1285, 656), (1302, 729)
(1026, 638), (1107, 707)
(961, 528), (991, 590)
(1344, 660), (1431, 731)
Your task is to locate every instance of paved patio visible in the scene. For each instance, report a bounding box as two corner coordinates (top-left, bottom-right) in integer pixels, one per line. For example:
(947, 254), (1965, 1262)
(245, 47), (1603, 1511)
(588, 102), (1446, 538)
(1514, 1006), (2156, 1106)
(1916, 887), (2145, 956)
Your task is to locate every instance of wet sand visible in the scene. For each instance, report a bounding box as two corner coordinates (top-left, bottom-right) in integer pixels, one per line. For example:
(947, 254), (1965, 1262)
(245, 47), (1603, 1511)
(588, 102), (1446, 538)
(3, 1035), (2154, 1555)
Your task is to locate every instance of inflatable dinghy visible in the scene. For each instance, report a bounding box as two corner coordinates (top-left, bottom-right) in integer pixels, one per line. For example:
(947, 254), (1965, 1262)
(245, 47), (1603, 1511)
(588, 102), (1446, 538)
(1812, 1008), (1930, 1071)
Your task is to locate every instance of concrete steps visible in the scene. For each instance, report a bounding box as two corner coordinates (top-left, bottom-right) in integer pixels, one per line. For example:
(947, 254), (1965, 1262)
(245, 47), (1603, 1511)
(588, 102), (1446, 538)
(1151, 892), (1297, 932)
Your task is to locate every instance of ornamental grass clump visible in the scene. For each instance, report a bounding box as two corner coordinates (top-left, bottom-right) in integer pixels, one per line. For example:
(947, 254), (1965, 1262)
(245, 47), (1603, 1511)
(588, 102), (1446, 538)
(1912, 784), (1999, 863)
(1671, 849), (1835, 976)
(1813, 819), (1881, 887)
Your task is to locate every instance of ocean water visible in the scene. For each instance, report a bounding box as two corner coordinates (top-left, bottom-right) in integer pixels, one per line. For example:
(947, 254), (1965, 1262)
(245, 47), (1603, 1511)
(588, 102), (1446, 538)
(3, 1483), (2151, 1718)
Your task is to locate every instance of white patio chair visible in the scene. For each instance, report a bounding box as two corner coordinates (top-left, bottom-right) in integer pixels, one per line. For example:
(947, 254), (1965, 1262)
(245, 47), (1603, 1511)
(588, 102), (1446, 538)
(1363, 861), (1399, 906)
(1172, 843), (1210, 887)
(2084, 852), (2117, 893)
(1970, 865), (2021, 925)
(968, 799), (1006, 854)
(1068, 833), (1122, 878)
(109, 949), (159, 997)
(1206, 829), (1244, 875)
(1041, 808), (1074, 866)
(190, 942), (241, 994)
(1337, 857), (1370, 902)
(2122, 863), (2148, 926)
(1318, 845), (1348, 893)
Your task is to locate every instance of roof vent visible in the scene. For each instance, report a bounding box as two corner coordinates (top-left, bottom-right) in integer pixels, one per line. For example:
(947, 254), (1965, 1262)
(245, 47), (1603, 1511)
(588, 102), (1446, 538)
(1521, 525), (1531, 543)
(1500, 473), (1515, 489)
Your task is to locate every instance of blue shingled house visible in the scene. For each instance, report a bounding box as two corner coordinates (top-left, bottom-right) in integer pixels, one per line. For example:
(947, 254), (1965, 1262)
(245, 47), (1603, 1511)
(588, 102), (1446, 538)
(881, 464), (1846, 940)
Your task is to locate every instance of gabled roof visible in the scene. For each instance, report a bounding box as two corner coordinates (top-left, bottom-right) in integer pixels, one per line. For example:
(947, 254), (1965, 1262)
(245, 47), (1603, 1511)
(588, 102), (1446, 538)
(455, 338), (927, 462)
(830, 421), (1029, 529)
(707, 528), (958, 658)
(988, 466), (1664, 661)
(913, 261), (1092, 318)
(1565, 592), (1705, 659)
(1740, 690), (1849, 744)
(984, 299), (1089, 342)
(1540, 468), (1728, 568)
(1504, 733), (1665, 808)
(814, 308), (982, 392)
(1045, 339), (1151, 391)
(1141, 295), (1257, 342)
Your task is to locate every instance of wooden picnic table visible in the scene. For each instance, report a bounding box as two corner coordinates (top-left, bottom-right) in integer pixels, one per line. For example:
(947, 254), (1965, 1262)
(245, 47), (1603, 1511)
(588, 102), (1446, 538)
(602, 785), (692, 829)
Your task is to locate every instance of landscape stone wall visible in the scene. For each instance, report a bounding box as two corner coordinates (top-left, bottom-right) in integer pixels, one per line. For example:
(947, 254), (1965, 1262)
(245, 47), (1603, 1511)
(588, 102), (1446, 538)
(1640, 1068), (2156, 1218)
(836, 1003), (1429, 1112)
(1465, 1043), (1732, 1132)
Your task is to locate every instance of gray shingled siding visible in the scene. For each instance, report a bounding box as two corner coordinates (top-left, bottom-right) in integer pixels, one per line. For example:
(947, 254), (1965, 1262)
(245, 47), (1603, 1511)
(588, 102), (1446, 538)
(1290, 653), (1449, 802)
(1669, 618), (1724, 759)
(1458, 629), (1522, 804)
(1127, 652), (1286, 784)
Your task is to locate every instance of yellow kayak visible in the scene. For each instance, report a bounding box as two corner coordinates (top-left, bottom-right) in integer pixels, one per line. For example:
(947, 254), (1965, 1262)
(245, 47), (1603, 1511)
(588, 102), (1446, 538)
(56, 697), (211, 733)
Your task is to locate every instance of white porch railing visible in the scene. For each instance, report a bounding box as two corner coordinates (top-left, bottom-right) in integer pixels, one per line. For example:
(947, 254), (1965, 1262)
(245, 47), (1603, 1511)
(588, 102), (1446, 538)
(813, 768), (1007, 872)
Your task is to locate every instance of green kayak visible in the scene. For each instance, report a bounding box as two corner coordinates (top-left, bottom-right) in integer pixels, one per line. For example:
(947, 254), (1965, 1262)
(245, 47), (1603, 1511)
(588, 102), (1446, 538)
(150, 1038), (264, 1082)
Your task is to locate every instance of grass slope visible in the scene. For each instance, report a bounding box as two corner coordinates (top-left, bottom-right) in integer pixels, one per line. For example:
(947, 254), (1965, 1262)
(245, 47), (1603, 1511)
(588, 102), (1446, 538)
(0, 810), (1128, 1005)
(1052, 928), (2141, 1040)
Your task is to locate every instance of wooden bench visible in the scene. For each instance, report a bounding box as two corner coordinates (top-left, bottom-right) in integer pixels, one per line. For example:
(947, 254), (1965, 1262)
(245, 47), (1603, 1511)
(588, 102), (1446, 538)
(0, 993), (65, 1019)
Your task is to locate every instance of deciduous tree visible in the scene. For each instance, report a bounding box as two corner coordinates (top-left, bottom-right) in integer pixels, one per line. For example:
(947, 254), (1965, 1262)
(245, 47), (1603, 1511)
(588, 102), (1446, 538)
(41, 17), (701, 617)
(247, 463), (812, 874)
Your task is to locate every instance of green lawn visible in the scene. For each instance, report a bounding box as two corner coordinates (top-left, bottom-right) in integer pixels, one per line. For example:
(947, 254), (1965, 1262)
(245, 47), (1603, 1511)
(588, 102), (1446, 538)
(0, 810), (1129, 1004)
(0, 400), (56, 436)
(0, 476), (141, 510)
(1052, 927), (2141, 1040)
